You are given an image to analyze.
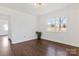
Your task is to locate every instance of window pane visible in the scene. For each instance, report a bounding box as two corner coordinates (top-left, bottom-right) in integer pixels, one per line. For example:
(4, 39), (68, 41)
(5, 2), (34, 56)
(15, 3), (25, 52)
(48, 16), (68, 32)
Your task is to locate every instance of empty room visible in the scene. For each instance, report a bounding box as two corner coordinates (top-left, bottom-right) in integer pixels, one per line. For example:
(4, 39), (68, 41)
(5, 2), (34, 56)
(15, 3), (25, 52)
(0, 3), (79, 56)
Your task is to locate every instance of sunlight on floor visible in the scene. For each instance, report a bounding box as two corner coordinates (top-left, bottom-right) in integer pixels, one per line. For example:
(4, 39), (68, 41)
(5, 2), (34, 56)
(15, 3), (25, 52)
(2, 36), (9, 47)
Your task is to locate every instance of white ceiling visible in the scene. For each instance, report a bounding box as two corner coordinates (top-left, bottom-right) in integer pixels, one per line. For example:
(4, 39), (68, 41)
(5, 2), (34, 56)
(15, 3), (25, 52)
(0, 3), (77, 16)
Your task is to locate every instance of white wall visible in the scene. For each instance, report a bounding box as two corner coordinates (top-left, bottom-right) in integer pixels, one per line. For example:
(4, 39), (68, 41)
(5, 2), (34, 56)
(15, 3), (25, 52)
(0, 6), (37, 43)
(37, 5), (79, 47)
(0, 19), (8, 35)
(11, 12), (37, 43)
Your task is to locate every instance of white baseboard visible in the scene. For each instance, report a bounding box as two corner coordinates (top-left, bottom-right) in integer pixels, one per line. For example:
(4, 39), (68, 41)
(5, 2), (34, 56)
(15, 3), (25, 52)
(42, 37), (79, 47)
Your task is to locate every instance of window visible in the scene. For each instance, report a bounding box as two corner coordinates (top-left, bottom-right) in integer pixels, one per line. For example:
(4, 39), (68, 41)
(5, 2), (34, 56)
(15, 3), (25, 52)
(3, 24), (8, 31)
(48, 16), (68, 32)
(48, 18), (56, 32)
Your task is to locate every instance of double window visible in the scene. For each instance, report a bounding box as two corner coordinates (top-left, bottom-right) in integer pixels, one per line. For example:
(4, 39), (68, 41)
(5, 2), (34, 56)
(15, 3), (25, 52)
(48, 16), (68, 32)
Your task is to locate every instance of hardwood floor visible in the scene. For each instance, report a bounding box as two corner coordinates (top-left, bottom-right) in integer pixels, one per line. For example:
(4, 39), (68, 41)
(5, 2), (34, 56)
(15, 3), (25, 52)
(0, 37), (79, 56)
(0, 36), (12, 56)
(12, 39), (79, 56)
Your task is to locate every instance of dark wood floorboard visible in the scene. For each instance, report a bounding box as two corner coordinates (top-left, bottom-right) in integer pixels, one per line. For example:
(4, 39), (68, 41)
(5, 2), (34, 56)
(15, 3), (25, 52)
(12, 39), (79, 56)
(0, 37), (79, 56)
(0, 36), (12, 56)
